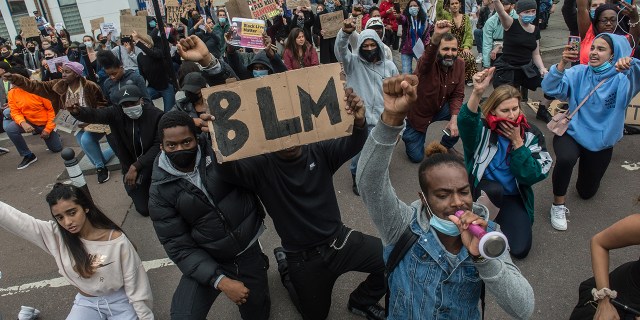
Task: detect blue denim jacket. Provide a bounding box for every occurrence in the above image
[384,210,497,320]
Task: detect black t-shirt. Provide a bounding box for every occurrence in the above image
[502,20,540,66]
[219,125,368,251]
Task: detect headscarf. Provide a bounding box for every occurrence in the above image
[62,61,84,76]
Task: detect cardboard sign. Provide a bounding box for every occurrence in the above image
[626,93,640,125]
[203,63,350,162]
[230,18,265,49]
[247,0,281,20]
[225,0,243,18]
[145,0,166,16]
[46,56,69,73]
[286,0,311,8]
[84,124,111,134]
[182,0,197,9]
[137,10,149,16]
[54,109,80,133]
[166,6,185,25]
[320,11,343,39]
[90,17,105,31]
[19,17,40,38]
[165,0,179,6]
[120,9,132,16]
[120,15,147,35]
[212,0,227,6]
[100,22,118,36]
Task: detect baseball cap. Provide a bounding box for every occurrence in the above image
[118,85,143,104]
[366,17,384,29]
[181,72,207,94]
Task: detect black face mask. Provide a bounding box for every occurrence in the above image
[1,51,10,58]
[45,56,54,60]
[359,48,378,62]
[100,39,108,44]
[185,91,201,104]
[27,47,35,52]
[67,50,79,62]
[166,147,198,169]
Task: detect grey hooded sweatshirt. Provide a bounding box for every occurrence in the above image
[335,29,398,127]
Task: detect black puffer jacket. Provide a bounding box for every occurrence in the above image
[148,134,265,286]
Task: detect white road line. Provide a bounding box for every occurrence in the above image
[0,257,174,297]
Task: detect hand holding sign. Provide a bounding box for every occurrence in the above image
[381,74,419,126]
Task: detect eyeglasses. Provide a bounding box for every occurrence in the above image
[598,18,617,25]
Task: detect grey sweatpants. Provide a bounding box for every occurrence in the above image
[66,288,137,320]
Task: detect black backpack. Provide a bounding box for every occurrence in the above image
[384,225,486,318]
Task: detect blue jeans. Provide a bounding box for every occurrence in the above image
[401,53,417,74]
[350,124,375,175]
[3,117,62,157]
[401,102,459,163]
[75,130,114,169]
[148,84,176,112]
[474,28,483,54]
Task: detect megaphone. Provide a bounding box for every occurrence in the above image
[454,210,508,259]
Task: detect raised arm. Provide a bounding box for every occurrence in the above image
[590,214,640,319]
[576,0,591,38]
[335,18,357,69]
[492,0,514,30]
[356,74,419,245]
[0,201,59,255]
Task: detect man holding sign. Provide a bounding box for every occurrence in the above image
[199,89,386,320]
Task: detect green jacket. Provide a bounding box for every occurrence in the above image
[436,0,473,49]
[458,103,553,223]
[212,23,231,58]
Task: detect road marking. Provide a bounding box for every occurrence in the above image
[621,161,640,171]
[0,258,174,297]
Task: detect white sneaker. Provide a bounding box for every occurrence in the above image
[475,56,482,64]
[550,204,569,231]
[18,305,40,320]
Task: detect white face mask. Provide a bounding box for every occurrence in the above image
[83,41,93,48]
[123,104,143,119]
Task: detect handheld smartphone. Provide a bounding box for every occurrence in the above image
[442,128,451,136]
[568,36,581,62]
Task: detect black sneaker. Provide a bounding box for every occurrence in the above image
[0,146,8,155]
[352,174,360,196]
[348,302,386,320]
[536,105,553,124]
[97,167,110,184]
[17,154,37,170]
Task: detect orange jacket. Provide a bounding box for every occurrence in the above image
[8,87,56,133]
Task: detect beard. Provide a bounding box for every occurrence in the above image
[437,53,456,67]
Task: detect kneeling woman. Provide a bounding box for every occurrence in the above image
[0,184,153,319]
[458,67,552,259]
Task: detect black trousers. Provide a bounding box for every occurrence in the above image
[570,260,640,320]
[286,225,386,320]
[474,179,532,259]
[170,243,271,320]
[124,167,152,216]
[552,134,613,199]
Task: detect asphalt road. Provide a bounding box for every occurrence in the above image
[1,54,639,319]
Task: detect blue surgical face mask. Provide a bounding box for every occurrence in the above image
[520,14,536,24]
[326,2,336,12]
[219,17,227,24]
[590,9,596,19]
[149,20,157,28]
[253,69,269,78]
[409,7,419,16]
[590,60,613,73]
[422,194,461,237]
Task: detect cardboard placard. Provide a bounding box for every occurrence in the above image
[230,18,265,49]
[46,56,69,73]
[90,17,105,31]
[120,9,131,16]
[247,0,281,20]
[166,6,185,25]
[84,124,111,134]
[626,93,640,125]
[225,0,243,19]
[120,15,147,36]
[137,10,149,16]
[286,0,311,8]
[212,0,227,6]
[320,11,343,39]
[54,109,80,133]
[165,0,179,6]
[203,63,350,163]
[100,22,118,36]
[19,17,41,39]
[145,0,166,16]
[182,0,197,9]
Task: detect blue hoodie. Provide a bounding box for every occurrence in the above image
[542,33,640,151]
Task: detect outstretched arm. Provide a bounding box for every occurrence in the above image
[492,0,514,30]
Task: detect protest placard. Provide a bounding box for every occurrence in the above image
[247,0,281,20]
[166,5,184,25]
[165,0,179,6]
[100,22,118,36]
[90,17,104,31]
[320,11,343,39]
[137,10,149,16]
[286,0,311,8]
[46,56,69,74]
[120,15,147,35]
[19,17,40,38]
[84,124,111,134]
[182,0,196,9]
[120,9,131,16]
[54,110,80,133]
[230,18,265,49]
[626,94,640,125]
[212,0,227,6]
[203,63,349,163]
[225,0,253,19]
[145,0,165,16]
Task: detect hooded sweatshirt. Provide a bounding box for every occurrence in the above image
[335,29,399,126]
[346,18,394,61]
[542,33,640,151]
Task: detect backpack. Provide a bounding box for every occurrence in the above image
[384,224,486,318]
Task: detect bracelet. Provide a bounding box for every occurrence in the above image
[630,18,640,28]
[591,288,618,301]
[197,53,216,70]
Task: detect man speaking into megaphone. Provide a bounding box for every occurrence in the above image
[356,73,535,319]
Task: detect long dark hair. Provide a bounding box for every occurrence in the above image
[285,28,309,61]
[404,0,427,23]
[45,183,122,278]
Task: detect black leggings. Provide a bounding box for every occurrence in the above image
[552,134,613,199]
[474,179,532,259]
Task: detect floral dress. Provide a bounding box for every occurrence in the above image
[450,14,477,82]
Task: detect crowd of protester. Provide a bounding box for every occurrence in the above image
[0,0,639,318]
